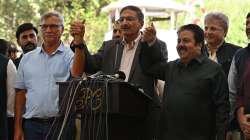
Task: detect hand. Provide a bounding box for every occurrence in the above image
[14,126,24,140]
[239,114,250,139]
[70,20,85,45]
[226,131,232,140]
[142,23,156,44]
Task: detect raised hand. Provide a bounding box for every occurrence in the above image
[70,20,85,45]
[142,23,156,44]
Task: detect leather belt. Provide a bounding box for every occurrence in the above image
[27,117,56,123]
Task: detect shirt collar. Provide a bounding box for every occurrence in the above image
[121,33,141,49]
[207,40,224,53]
[38,41,64,54]
[176,54,206,67]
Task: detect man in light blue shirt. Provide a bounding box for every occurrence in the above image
[14,11,85,140]
[15,43,73,118]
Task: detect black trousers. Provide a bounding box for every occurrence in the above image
[8,117,14,140]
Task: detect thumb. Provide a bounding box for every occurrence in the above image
[151,22,155,28]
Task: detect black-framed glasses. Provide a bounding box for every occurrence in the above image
[40,24,63,30]
[118,16,138,23]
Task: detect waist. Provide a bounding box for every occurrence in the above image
[25,117,56,123]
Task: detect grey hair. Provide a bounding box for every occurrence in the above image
[40,11,64,26]
[205,12,229,32]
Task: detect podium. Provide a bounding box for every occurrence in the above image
[58,78,152,140]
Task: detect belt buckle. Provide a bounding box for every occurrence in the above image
[41,118,50,123]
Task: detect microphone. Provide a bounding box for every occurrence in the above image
[113,71,126,80]
[88,71,126,81]
[88,71,104,79]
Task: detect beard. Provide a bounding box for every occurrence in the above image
[246,28,250,40]
[22,42,37,54]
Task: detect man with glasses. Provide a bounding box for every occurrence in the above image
[204,12,241,140]
[14,11,84,140]
[72,5,168,140]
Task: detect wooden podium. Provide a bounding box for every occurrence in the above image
[58,78,152,140]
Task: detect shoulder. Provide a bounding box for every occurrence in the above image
[21,47,40,60]
[224,42,241,50]
[203,56,222,70]
[0,54,9,62]
[103,39,121,46]
[234,47,249,58]
[157,38,166,45]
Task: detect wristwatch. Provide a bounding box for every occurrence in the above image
[70,42,86,52]
[72,43,85,49]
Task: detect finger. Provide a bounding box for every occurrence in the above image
[151,22,155,29]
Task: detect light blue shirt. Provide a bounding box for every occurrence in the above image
[15,43,74,118]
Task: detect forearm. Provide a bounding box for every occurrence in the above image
[71,47,85,77]
[214,70,230,140]
[237,107,245,123]
[14,89,26,129]
[139,41,167,80]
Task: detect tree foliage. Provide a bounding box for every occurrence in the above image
[0,0,249,50]
[176,0,250,47]
[0,0,114,51]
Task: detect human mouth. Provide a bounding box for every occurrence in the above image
[177,46,187,55]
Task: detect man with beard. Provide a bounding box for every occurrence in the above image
[15,23,38,68]
[228,12,250,140]
[5,22,39,140]
[73,5,168,139]
[140,24,229,140]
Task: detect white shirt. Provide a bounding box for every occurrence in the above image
[7,59,17,117]
[119,34,141,81]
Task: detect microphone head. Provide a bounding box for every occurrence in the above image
[116,71,126,80]
[89,71,103,78]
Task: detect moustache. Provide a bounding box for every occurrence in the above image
[246,28,250,33]
[25,42,36,47]
[177,46,187,52]
[23,42,37,53]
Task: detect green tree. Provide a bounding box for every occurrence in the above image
[0,0,37,41]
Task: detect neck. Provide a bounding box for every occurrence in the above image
[207,40,224,52]
[124,32,139,43]
[43,41,61,54]
[181,52,201,65]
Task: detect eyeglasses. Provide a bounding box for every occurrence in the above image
[40,24,63,30]
[118,16,138,23]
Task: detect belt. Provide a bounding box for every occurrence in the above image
[27,117,56,123]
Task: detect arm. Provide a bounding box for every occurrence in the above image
[14,89,26,140]
[228,57,238,120]
[70,21,85,77]
[70,21,105,74]
[13,55,26,140]
[212,67,230,140]
[6,60,17,116]
[139,40,168,80]
[235,67,250,138]
[85,42,106,73]
[140,23,168,80]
